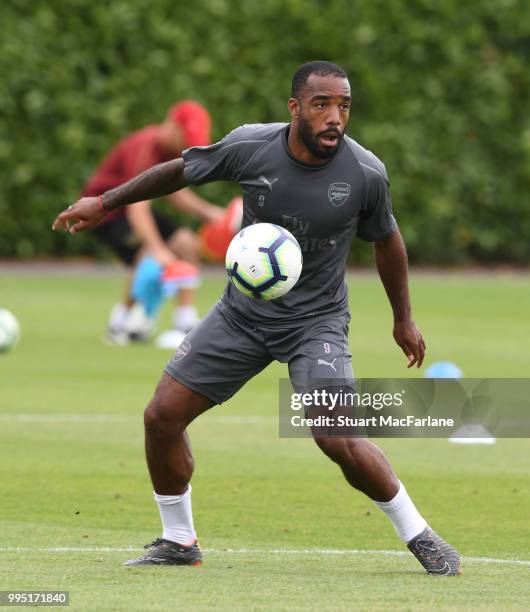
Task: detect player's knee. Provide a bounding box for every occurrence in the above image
[168,228,199,261]
[313,436,345,462]
[144,394,187,437]
[314,436,363,464]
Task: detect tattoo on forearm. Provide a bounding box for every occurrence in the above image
[102,159,187,210]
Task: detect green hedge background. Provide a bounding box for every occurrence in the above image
[1,0,529,263]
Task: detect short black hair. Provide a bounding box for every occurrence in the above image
[291,61,348,98]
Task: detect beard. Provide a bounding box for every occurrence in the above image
[296,115,344,160]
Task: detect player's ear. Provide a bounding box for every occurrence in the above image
[288,98,300,119]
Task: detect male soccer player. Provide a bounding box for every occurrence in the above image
[82,100,224,342]
[53,61,460,575]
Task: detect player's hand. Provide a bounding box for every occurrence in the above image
[393,318,426,368]
[52,197,108,233]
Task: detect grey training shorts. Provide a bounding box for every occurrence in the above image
[164,301,354,405]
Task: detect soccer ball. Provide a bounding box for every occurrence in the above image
[0,308,20,353]
[225,223,303,300]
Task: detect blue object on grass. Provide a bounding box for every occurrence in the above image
[425,361,463,379]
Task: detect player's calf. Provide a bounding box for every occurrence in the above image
[313,435,399,501]
[144,375,211,493]
[136,377,212,566]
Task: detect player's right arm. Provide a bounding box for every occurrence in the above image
[52,158,187,234]
[53,124,275,234]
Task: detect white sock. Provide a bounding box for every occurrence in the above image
[154,486,197,545]
[108,303,129,330]
[373,481,427,542]
[173,305,199,332]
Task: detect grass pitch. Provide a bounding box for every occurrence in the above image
[1,269,529,610]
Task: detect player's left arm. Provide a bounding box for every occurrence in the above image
[374,228,426,368]
[167,189,224,223]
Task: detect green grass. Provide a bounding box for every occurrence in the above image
[1,270,529,610]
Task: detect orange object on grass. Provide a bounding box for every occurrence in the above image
[199,197,243,262]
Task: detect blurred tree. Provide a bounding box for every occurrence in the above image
[0,0,528,262]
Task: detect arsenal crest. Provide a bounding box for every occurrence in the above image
[328,182,351,207]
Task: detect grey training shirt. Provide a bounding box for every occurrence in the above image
[183,123,397,326]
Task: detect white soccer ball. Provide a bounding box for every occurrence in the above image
[225,223,303,300]
[0,308,20,353]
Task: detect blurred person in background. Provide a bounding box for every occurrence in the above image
[82,100,225,344]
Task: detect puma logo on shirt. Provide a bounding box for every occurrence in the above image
[258,175,279,191]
